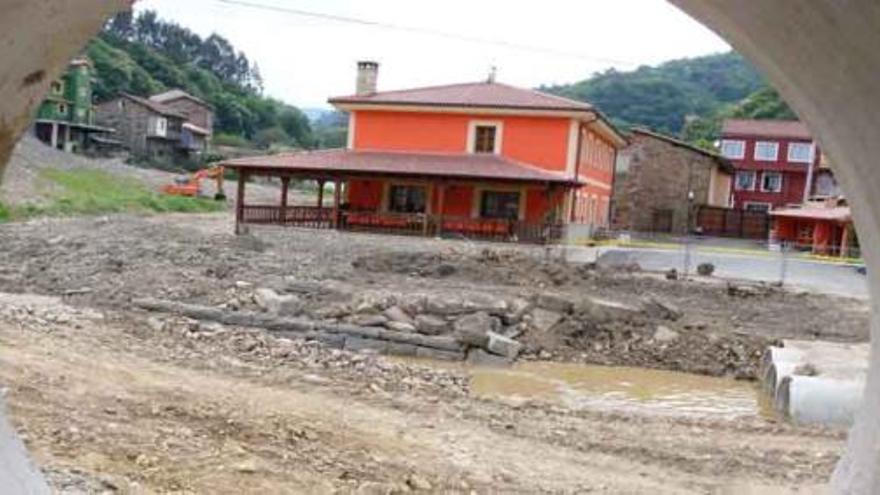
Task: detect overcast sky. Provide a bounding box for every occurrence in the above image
[135,0,730,109]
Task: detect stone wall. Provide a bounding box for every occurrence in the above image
[613,132,721,235]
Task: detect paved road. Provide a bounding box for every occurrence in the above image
[564,246,868,299]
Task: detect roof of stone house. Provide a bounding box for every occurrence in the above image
[721,118,813,140]
[329,81,594,112]
[630,128,735,174]
[119,93,187,119]
[222,149,581,185]
[150,89,213,109]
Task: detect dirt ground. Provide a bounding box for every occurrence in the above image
[0,212,868,493]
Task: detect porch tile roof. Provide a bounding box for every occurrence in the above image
[771,205,851,221]
[222,149,580,185]
[329,82,593,112]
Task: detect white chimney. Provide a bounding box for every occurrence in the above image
[356,61,379,96]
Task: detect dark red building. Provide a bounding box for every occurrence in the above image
[720,119,821,212]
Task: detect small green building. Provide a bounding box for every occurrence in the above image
[33,58,116,153]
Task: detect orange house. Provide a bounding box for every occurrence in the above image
[223,62,626,243]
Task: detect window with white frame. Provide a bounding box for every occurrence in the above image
[720,140,745,159]
[735,170,756,191]
[388,184,427,213]
[754,141,779,161]
[761,172,783,192]
[787,142,814,163]
[468,121,502,154]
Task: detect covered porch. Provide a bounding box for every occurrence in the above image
[223,150,579,244]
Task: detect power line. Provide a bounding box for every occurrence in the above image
[213,0,640,67]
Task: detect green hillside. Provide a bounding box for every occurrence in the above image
[88,11,314,150]
[541,52,768,135]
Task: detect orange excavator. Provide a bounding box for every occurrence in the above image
[162,165,226,200]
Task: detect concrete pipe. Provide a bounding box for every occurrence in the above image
[776,375,864,427]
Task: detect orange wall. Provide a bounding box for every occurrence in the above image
[348,180,383,210]
[353,110,571,172]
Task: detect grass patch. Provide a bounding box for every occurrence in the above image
[3,169,225,221]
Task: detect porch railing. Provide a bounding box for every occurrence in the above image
[240,206,563,244]
[241,205,333,228]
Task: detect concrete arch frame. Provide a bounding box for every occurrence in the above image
[0,0,879,492]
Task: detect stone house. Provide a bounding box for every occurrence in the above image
[613,128,733,234]
[95,93,207,161]
[149,89,214,148]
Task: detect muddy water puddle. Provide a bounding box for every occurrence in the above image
[401,358,765,419]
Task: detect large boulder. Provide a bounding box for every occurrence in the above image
[383,306,414,325]
[486,331,523,358]
[466,348,513,367]
[414,314,449,335]
[453,312,498,348]
[502,298,532,325]
[530,308,564,333]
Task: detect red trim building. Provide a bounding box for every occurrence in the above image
[222,62,627,243]
[720,119,822,212]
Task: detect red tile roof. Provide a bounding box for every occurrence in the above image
[721,119,813,140]
[222,149,579,185]
[330,82,593,112]
[770,205,851,222]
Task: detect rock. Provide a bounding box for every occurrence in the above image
[653,325,680,342]
[344,337,388,354]
[533,293,574,313]
[426,295,472,315]
[253,288,302,315]
[530,308,563,333]
[697,262,716,276]
[351,314,389,327]
[146,316,165,333]
[406,474,433,491]
[462,293,508,314]
[502,298,532,325]
[486,331,523,358]
[414,314,448,335]
[666,268,679,280]
[453,312,496,348]
[641,297,683,321]
[466,348,513,367]
[383,305,414,325]
[234,459,259,474]
[312,303,351,319]
[575,297,640,323]
[386,321,416,333]
[435,264,456,277]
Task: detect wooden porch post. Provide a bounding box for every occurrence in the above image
[235,170,247,235]
[332,178,342,229]
[317,180,325,209]
[436,182,446,237]
[280,177,289,225]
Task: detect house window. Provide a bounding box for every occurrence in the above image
[754,141,779,161]
[479,190,520,220]
[51,81,63,94]
[57,103,67,115]
[388,185,426,213]
[149,116,168,137]
[788,142,814,163]
[474,126,497,153]
[720,140,745,159]
[761,172,783,192]
[735,171,756,191]
[744,202,771,213]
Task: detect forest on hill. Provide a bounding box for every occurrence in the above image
[542,52,796,147]
[88,10,322,150]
